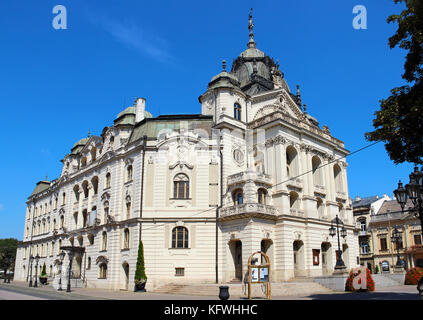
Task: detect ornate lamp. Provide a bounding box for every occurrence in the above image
[329,224,336,237]
[28,255,34,287]
[405,176,420,206]
[394,180,408,211]
[340,224,347,238]
[58,251,65,291]
[391,227,403,267]
[34,254,40,288]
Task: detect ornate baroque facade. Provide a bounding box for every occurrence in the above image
[14,13,359,290]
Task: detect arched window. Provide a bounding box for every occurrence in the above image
[73,185,80,202]
[172,226,189,248]
[234,103,241,121]
[173,174,189,199]
[126,196,131,219]
[103,201,109,224]
[60,215,64,228]
[88,234,94,245]
[127,165,133,182]
[81,157,87,167]
[286,146,298,178]
[232,189,243,205]
[62,192,66,205]
[333,164,343,192]
[102,231,107,251]
[123,228,130,249]
[73,212,78,228]
[91,176,99,195]
[312,156,323,186]
[82,181,89,198]
[359,218,367,232]
[99,263,107,279]
[258,188,267,205]
[58,240,62,254]
[289,191,299,210]
[87,257,91,270]
[91,147,97,162]
[105,173,111,189]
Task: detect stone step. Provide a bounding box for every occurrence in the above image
[372,274,403,287]
[152,281,332,296]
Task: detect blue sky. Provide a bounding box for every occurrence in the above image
[0,0,415,239]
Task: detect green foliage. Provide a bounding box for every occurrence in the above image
[40,263,47,277]
[365,0,423,164]
[375,265,379,274]
[0,238,19,273]
[134,241,147,284]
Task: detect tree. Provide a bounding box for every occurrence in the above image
[0,238,19,279]
[365,0,423,164]
[134,240,147,285]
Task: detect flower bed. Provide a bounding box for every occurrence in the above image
[404,267,423,285]
[345,267,375,292]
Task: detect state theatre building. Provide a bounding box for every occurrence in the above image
[14,14,359,290]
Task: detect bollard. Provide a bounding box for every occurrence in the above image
[219,286,230,300]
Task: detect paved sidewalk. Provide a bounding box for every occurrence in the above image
[0,281,420,300]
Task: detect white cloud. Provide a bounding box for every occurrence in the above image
[87,11,174,64]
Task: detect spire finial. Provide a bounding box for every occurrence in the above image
[222,60,226,72]
[248,8,256,48]
[303,104,307,113]
[88,129,91,138]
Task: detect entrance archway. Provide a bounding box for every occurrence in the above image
[293,240,305,277]
[72,255,82,278]
[261,239,273,265]
[321,242,332,275]
[122,262,129,290]
[229,240,243,281]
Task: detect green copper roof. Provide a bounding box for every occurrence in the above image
[129,115,213,144]
[30,181,51,197]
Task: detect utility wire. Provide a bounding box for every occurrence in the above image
[139,141,382,233]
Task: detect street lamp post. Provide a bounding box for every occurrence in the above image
[33,254,40,288]
[66,250,74,293]
[58,251,65,291]
[393,166,423,298]
[329,214,348,273]
[28,255,34,287]
[391,227,403,268]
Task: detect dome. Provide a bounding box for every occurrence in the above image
[116,106,136,119]
[73,138,89,148]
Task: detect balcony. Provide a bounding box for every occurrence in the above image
[336,191,347,200]
[314,184,326,195]
[227,171,272,187]
[290,208,305,217]
[220,203,279,221]
[287,178,303,190]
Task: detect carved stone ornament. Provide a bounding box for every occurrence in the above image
[232,147,245,166]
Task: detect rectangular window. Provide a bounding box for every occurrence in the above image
[380,237,388,251]
[175,268,185,276]
[414,234,422,245]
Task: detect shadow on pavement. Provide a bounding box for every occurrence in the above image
[307,291,420,300]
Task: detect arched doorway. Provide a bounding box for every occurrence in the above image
[72,255,82,278]
[321,242,332,275]
[229,240,243,281]
[342,244,349,269]
[122,262,129,290]
[293,240,305,277]
[261,239,273,265]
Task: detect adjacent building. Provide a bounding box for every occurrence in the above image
[14,12,359,290]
